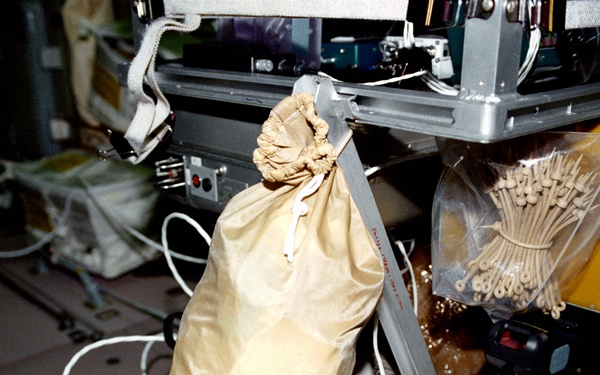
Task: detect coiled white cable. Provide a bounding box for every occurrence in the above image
[62,211,209,374]
[161,212,210,297]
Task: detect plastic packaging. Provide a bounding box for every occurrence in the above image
[432,132,600,319]
[13,149,159,278]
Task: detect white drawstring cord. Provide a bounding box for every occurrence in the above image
[283,173,325,262]
[282,127,352,263]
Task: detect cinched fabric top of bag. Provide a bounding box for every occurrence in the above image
[253,92,337,184]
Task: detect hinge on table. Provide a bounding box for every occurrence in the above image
[467,0,527,22]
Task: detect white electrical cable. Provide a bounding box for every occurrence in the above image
[518,27,541,85]
[361,70,428,86]
[62,335,165,375]
[0,229,56,258]
[117,221,208,264]
[317,71,342,82]
[372,313,385,375]
[318,70,427,87]
[140,333,167,375]
[140,340,156,375]
[0,194,73,258]
[517,0,541,85]
[62,212,208,375]
[421,72,459,96]
[395,240,418,316]
[161,212,208,297]
[77,177,209,264]
[372,239,418,375]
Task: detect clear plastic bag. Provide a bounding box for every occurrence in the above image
[432,132,600,320]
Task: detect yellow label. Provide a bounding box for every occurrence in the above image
[39,152,93,173]
[19,191,53,233]
[92,61,121,111]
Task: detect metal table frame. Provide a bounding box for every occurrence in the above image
[127,1,600,373]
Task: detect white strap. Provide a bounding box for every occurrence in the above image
[125,14,201,164]
[283,174,325,262]
[565,0,600,29]
[163,0,409,20]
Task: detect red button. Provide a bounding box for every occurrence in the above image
[192,174,201,188]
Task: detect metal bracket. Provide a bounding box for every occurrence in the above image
[505,0,527,23]
[132,0,164,24]
[467,0,527,23]
[467,0,495,20]
[293,75,436,375]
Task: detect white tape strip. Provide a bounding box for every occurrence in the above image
[163,0,409,20]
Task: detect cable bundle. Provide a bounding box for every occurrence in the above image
[454,152,597,319]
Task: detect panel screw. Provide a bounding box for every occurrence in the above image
[506,0,517,13]
[215,165,227,176]
[482,0,495,12]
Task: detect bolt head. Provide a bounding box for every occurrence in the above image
[482,0,494,12]
[506,0,517,13]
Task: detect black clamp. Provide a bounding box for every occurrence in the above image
[163,311,183,350]
[132,0,165,24]
[98,129,137,160]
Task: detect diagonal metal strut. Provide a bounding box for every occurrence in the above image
[293,75,435,375]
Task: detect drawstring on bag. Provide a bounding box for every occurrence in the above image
[283,128,353,262]
[252,92,353,263]
[283,173,325,262]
